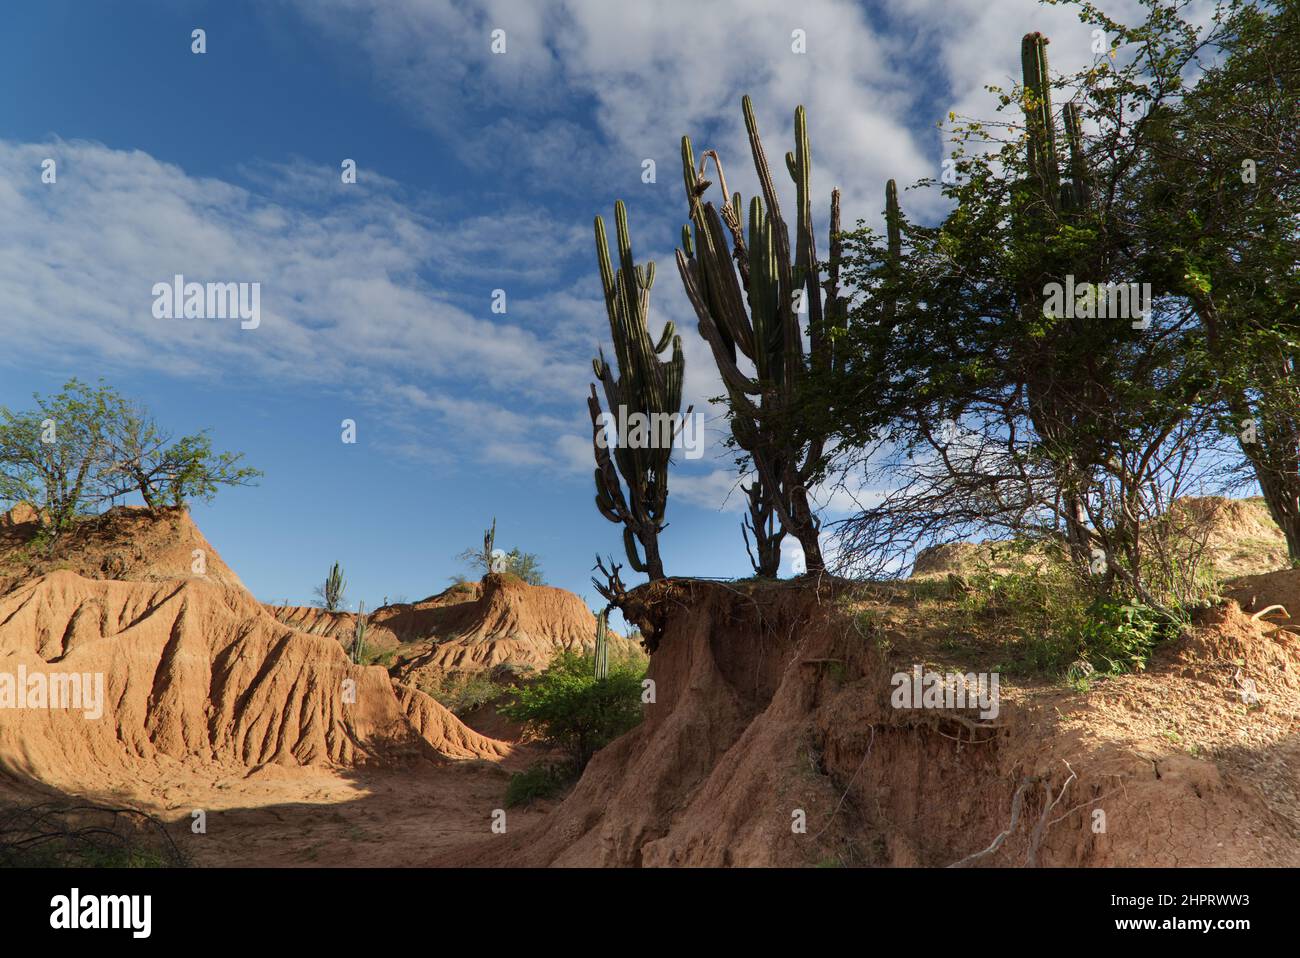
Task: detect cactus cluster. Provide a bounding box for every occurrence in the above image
[589,201,687,580]
[675,96,849,575]
[1020,33,1093,216]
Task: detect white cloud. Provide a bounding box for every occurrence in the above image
[0,139,589,399]
[285,0,932,227]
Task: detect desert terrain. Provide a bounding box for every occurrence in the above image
[0,497,1294,867]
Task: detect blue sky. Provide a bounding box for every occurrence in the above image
[0,0,1168,613]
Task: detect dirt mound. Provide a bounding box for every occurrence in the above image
[264,583,485,652]
[910,541,1039,577]
[450,579,1299,867]
[0,508,509,797]
[909,496,1288,581]
[265,576,631,686]
[1174,496,1287,577]
[0,505,247,591]
[1224,567,1300,618]
[393,575,637,685]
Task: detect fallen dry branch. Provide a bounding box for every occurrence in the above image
[0,800,187,867]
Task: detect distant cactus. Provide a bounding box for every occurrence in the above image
[594,608,610,680]
[589,201,688,580]
[317,561,346,612]
[351,601,368,665]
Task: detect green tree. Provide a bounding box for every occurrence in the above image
[0,379,261,533]
[498,651,644,771]
[0,379,118,533]
[817,7,1242,611]
[100,399,260,508]
[502,548,543,585]
[1143,0,1300,558]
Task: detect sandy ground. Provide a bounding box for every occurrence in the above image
[0,747,548,867]
[176,760,543,867]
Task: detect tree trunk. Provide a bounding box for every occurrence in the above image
[1250,452,1300,564]
[639,526,666,581]
[789,485,825,574]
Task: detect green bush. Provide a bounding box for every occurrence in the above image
[504,761,572,807]
[498,650,645,770]
[1076,597,1172,677]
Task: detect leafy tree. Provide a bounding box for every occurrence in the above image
[502,548,544,585]
[1142,0,1300,558]
[0,379,118,533]
[814,3,1248,611]
[0,379,260,535]
[498,650,644,771]
[158,433,260,507]
[100,399,260,508]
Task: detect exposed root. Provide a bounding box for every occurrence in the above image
[948,778,1036,868]
[1250,604,1289,621]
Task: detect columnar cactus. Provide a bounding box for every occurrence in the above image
[593,608,610,680]
[322,561,346,612]
[675,97,849,574]
[589,201,688,581]
[1017,32,1102,560]
[742,475,783,577]
[352,601,368,664]
[1021,33,1093,216]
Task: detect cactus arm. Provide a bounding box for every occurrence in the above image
[675,249,764,402]
[1063,101,1092,210]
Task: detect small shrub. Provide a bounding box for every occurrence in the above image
[1076,597,1173,676]
[355,645,396,668]
[504,761,572,807]
[423,671,502,715]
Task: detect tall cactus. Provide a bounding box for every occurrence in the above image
[593,608,610,680]
[676,97,849,575]
[1020,33,1093,216]
[589,200,688,581]
[741,475,783,577]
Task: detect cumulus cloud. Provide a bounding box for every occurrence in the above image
[0,139,590,394]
